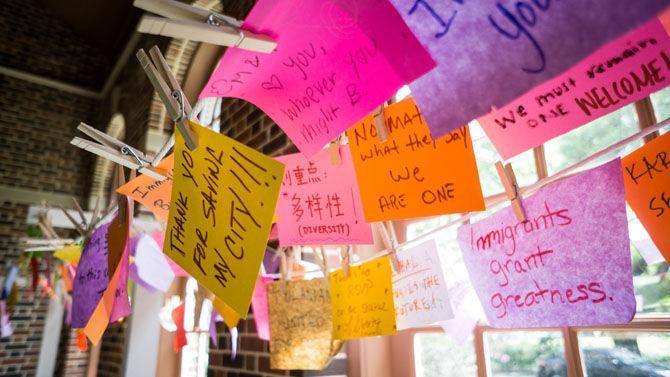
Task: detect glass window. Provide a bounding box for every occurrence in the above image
[544,105,640,175]
[651,88,670,123]
[414,332,477,377]
[578,331,670,377]
[484,331,565,377]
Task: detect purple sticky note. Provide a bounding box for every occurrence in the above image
[389,0,670,138]
[210,308,223,347]
[130,234,175,293]
[0,300,12,338]
[457,159,635,328]
[71,222,110,328]
[263,247,281,274]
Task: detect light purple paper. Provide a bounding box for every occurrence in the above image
[71,222,110,328]
[457,159,635,328]
[389,0,670,138]
[1,265,18,299]
[130,234,175,293]
[0,300,12,338]
[210,308,223,347]
[263,247,281,275]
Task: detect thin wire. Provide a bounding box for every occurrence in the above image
[261,116,670,279]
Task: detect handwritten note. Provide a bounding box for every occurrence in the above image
[479,17,670,159]
[251,276,272,341]
[199,0,434,156]
[117,154,173,220]
[72,222,110,328]
[268,278,336,370]
[164,121,284,317]
[389,0,669,139]
[275,146,372,245]
[457,160,636,328]
[330,256,396,339]
[622,131,670,261]
[347,97,485,221]
[393,240,453,330]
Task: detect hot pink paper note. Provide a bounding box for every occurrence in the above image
[457,160,636,328]
[478,17,670,159]
[199,0,435,157]
[109,246,131,323]
[250,276,273,341]
[275,145,372,246]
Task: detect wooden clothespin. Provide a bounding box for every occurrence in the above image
[57,196,103,238]
[339,245,350,277]
[495,161,526,222]
[376,221,402,273]
[372,102,389,143]
[312,246,329,278]
[137,46,198,158]
[279,247,291,281]
[71,123,167,180]
[134,0,276,53]
[329,135,342,166]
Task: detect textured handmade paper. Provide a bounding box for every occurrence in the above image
[251,276,272,341]
[389,0,669,138]
[117,154,173,220]
[200,0,434,156]
[622,131,670,261]
[347,97,485,221]
[330,256,396,339]
[479,17,670,159]
[275,146,372,246]
[393,240,453,330]
[268,278,336,370]
[164,121,284,317]
[457,159,636,328]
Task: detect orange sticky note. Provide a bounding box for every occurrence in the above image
[212,297,241,329]
[82,251,123,345]
[172,303,187,352]
[622,132,670,260]
[347,97,485,221]
[117,154,174,221]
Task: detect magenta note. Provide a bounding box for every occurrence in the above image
[389,0,669,139]
[109,246,131,323]
[275,145,373,246]
[71,222,111,328]
[479,18,670,159]
[457,160,636,328]
[250,276,273,341]
[199,0,435,157]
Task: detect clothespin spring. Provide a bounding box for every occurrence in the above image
[206,13,245,47]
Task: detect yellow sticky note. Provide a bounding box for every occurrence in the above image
[330,256,397,339]
[53,244,82,266]
[213,297,241,328]
[164,121,284,317]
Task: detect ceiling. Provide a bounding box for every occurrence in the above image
[38,0,141,63]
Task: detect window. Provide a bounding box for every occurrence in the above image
[414,332,477,377]
[485,331,565,377]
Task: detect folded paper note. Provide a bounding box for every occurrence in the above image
[393,240,453,330]
[200,0,434,156]
[457,159,636,328]
[164,121,284,317]
[275,146,372,246]
[347,97,485,221]
[72,222,111,328]
[268,278,336,370]
[622,131,670,261]
[117,154,173,220]
[389,0,670,139]
[330,256,396,339]
[479,16,670,159]
[251,276,272,341]
[130,234,175,293]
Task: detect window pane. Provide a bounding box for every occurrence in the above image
[484,331,565,377]
[414,333,477,377]
[544,105,640,175]
[651,87,670,123]
[578,331,670,377]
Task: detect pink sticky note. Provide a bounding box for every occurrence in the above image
[275,145,372,246]
[250,276,273,341]
[478,18,670,159]
[199,0,435,157]
[457,160,636,328]
[109,246,131,323]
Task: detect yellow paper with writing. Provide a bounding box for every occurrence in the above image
[164,121,284,317]
[346,97,485,221]
[117,154,173,221]
[330,256,396,339]
[53,244,82,266]
[268,278,338,370]
[622,132,670,260]
[213,297,241,328]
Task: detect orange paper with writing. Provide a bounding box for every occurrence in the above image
[622,132,670,260]
[117,155,173,221]
[347,97,485,221]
